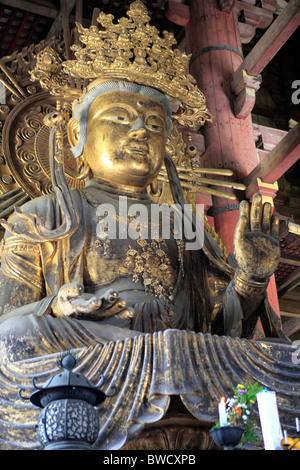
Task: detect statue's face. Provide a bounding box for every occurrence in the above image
[82,90,168,190]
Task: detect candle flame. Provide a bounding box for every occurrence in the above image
[220,397,226,404]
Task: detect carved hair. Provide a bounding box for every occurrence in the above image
[70,80,172,159]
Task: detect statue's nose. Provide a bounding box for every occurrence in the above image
[128,118,148,139]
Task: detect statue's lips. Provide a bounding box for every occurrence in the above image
[124,143,149,156]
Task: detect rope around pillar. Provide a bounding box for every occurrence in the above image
[189,45,244,68]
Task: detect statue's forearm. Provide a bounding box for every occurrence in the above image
[0,301,40,324]
[0,294,56,325]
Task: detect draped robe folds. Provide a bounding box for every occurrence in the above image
[0,329,298,450]
[0,180,284,364]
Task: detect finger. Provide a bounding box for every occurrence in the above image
[239,199,250,222]
[59,282,84,302]
[103,289,119,304]
[234,201,249,243]
[261,202,272,234]
[94,300,128,319]
[115,308,134,320]
[73,296,102,314]
[250,193,262,232]
[271,214,280,239]
[103,299,127,316]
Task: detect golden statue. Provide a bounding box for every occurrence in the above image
[0,1,299,452]
[0,1,286,366]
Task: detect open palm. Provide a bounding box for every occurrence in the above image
[234,193,280,280]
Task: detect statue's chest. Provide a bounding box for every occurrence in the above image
[83,207,181,301]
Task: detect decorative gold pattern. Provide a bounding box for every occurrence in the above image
[233,271,269,298]
[15,103,82,196]
[2,92,84,200]
[0,6,244,214]
[125,237,177,302]
[30,1,213,130]
[0,2,290,455]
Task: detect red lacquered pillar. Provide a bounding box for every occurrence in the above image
[185,0,280,319]
[186,0,259,253]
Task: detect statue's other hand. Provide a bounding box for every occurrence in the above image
[233,193,280,281]
[51,282,87,317]
[73,288,134,321]
[52,283,133,320]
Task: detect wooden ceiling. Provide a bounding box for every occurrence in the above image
[0,0,299,336]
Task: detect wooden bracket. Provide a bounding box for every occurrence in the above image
[245,122,300,186]
[231,69,261,119]
[231,0,300,118]
[219,0,237,13]
[165,1,190,27]
[246,177,278,206]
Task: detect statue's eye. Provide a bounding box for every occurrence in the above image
[100,107,132,124]
[146,114,166,132]
[107,114,130,124]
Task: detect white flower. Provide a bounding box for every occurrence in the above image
[227,398,236,407]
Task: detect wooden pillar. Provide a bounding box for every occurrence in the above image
[186,0,258,253]
[185,0,280,319]
[186,0,260,254]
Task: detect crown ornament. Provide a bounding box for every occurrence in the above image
[30,0,213,129]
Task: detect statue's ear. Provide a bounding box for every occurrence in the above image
[67,118,80,148]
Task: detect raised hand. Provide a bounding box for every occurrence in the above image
[233,193,280,282]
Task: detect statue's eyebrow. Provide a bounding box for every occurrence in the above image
[92,101,166,121]
[92,103,133,120]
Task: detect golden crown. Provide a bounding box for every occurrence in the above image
[30,0,212,129]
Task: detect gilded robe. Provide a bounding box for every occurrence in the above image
[0,179,283,363]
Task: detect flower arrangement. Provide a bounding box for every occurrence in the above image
[214,381,264,446]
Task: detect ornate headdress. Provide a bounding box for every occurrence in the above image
[30,0,213,129]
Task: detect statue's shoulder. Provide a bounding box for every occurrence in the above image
[16,188,83,217]
[3,189,84,241]
[19,192,57,215]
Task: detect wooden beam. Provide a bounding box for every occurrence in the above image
[289,222,300,236]
[46,0,77,39]
[279,298,300,315]
[244,121,300,187]
[0,0,58,18]
[277,267,300,298]
[91,7,101,26]
[252,123,288,151]
[60,0,72,59]
[74,0,83,45]
[281,311,300,318]
[236,1,274,29]
[282,317,300,336]
[219,0,237,13]
[280,255,300,267]
[262,0,278,13]
[165,1,190,27]
[234,0,300,77]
